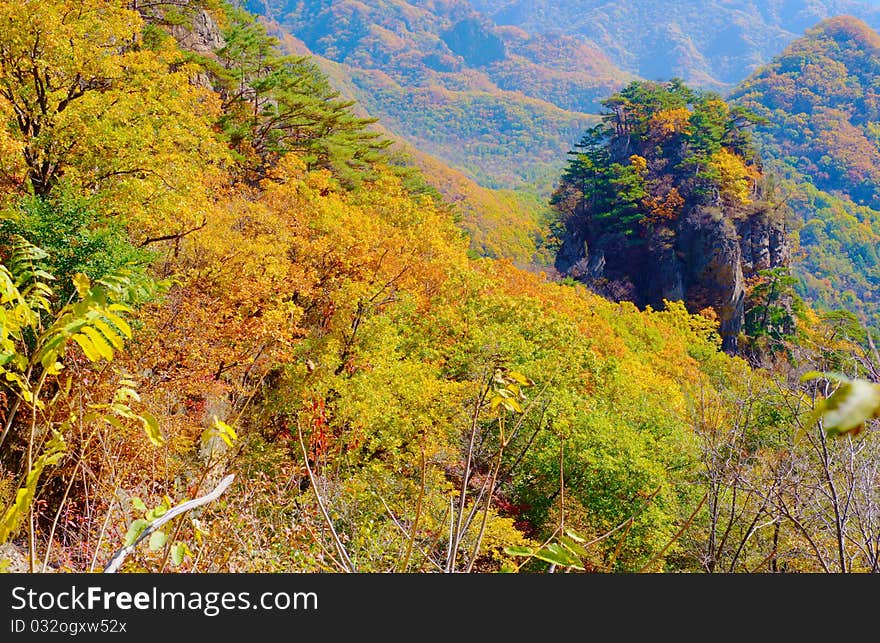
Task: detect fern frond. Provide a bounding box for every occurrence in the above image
[35,272,135,368]
[7,235,54,313]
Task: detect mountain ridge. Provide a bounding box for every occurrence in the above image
[731,13,880,329]
[471,0,880,89]
[248,0,628,192]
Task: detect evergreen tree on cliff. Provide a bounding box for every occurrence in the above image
[553,80,793,353]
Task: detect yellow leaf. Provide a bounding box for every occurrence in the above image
[72,333,102,362]
[103,311,132,339]
[93,318,125,351]
[80,325,114,361]
[72,273,91,299]
[140,410,165,447]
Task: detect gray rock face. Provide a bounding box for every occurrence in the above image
[556,201,790,353]
[136,2,226,53]
[136,3,225,89]
[170,9,225,53]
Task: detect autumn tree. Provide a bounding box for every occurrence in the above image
[554,80,765,242]
[0,0,226,232]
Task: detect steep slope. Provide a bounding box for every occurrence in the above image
[472,0,880,90]
[731,16,880,329]
[4,0,879,580]
[248,0,629,190]
[733,16,880,205]
[0,0,802,575]
[266,15,566,265]
[393,141,557,264]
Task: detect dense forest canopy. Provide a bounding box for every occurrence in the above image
[731,15,880,330]
[555,79,763,237]
[0,0,878,577]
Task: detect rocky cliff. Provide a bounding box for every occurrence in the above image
[137,1,226,53]
[557,201,789,352]
[553,80,792,353]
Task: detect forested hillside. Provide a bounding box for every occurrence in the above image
[731,15,880,330]
[554,80,792,354]
[246,0,880,299]
[1,0,878,576]
[248,0,617,191]
[254,4,578,267]
[472,0,880,89]
[391,141,558,265]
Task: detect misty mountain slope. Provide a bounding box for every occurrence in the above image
[248,0,628,190]
[471,0,880,89]
[730,15,880,328]
[254,1,880,326]
[268,22,575,265]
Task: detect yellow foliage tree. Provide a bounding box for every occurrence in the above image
[649,107,692,137]
[710,148,759,205]
[0,0,228,233]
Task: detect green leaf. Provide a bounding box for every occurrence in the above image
[564,529,586,543]
[146,502,168,522]
[533,543,585,569]
[131,497,147,513]
[110,402,137,420]
[123,519,149,547]
[146,498,171,522]
[103,414,128,433]
[148,530,167,552]
[813,378,880,437]
[170,542,192,566]
[559,535,589,559]
[37,333,69,367]
[503,545,534,557]
[170,543,184,566]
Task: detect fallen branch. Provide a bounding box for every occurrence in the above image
[103,474,235,573]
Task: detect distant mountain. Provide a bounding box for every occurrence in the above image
[263,16,563,266]
[733,16,880,204]
[248,0,630,190]
[471,1,880,89]
[247,0,880,190]
[248,1,880,320]
[731,15,880,328]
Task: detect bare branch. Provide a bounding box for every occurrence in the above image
[103,474,235,573]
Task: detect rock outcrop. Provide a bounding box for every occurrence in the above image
[553,80,795,354]
[169,8,225,53]
[136,2,226,54]
[556,201,790,353]
[136,3,226,90]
